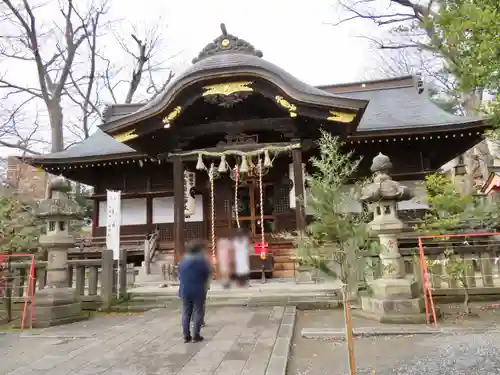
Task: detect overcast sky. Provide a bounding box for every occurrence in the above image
[0,0,386,157]
[122,0,382,85]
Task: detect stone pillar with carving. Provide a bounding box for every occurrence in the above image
[355,153,432,324]
[33,176,85,328]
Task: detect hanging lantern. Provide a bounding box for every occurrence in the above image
[196,153,206,170]
[263,150,272,168]
[184,170,196,217]
[218,154,228,173]
[240,155,249,173]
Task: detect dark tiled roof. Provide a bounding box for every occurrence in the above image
[30,75,483,164]
[141,53,359,109]
[335,86,482,131]
[31,130,135,161]
[102,103,143,123]
[101,53,367,130]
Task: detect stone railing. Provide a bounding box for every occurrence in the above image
[4,250,136,312]
[357,240,500,300]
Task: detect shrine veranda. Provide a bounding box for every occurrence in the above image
[26,24,487,278]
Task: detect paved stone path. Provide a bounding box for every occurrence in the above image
[0,306,294,375]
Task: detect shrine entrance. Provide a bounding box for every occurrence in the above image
[231,179,276,236]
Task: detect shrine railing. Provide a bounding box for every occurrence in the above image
[356,239,500,300]
[1,250,135,316]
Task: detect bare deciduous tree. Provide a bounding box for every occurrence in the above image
[331,0,491,190]
[0,0,177,154]
[331,0,483,112]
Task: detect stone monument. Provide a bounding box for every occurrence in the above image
[356,153,431,323]
[33,176,85,327]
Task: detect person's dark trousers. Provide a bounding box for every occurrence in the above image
[202,290,208,326]
[182,296,205,339]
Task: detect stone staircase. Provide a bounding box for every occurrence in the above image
[135,238,298,284]
[135,231,177,285]
[117,281,343,312]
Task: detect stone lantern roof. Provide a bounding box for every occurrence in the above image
[36,176,82,219]
[360,153,413,203]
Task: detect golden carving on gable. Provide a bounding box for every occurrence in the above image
[163,106,182,125]
[275,95,297,118]
[113,129,138,143]
[202,81,253,97]
[327,111,356,123]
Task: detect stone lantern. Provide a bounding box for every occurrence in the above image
[33,176,85,327]
[357,153,428,323]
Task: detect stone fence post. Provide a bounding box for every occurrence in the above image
[100,250,114,310]
[118,249,127,300]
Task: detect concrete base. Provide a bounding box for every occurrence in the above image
[32,287,86,328]
[136,252,174,285]
[356,278,440,324]
[370,278,420,300]
[295,270,313,284]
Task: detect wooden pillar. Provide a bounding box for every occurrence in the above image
[292,148,306,231]
[146,197,153,233]
[173,157,185,263]
[91,199,99,237]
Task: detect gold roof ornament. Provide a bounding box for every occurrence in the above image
[203,81,254,97]
[275,96,297,118]
[163,106,182,128]
[192,23,263,64]
[327,111,356,123]
[113,129,138,143]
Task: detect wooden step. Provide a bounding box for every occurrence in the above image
[272,269,296,278]
[273,261,295,271]
[273,255,295,264]
[273,249,295,256]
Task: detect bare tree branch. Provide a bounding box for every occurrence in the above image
[0,2,179,156]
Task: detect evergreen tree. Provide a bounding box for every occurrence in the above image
[0,187,42,254]
[419,173,500,314]
[291,130,377,286]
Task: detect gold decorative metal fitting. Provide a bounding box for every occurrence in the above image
[327,111,356,123]
[221,39,230,47]
[203,81,253,96]
[163,106,182,128]
[113,129,138,143]
[275,95,297,117]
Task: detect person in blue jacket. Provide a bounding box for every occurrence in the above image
[178,240,210,343]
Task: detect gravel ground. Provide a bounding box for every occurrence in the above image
[288,306,500,375]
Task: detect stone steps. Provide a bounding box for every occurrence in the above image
[117,296,341,312]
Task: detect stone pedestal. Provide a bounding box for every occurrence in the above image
[356,278,431,324]
[32,288,85,328]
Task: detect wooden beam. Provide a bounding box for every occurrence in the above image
[173,156,185,263]
[292,148,306,230]
[177,117,298,139]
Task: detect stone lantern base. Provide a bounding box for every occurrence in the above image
[31,287,86,328]
[354,278,440,324]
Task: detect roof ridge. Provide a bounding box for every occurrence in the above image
[316,75,414,89]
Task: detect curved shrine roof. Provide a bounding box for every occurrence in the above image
[28,24,484,164]
[31,78,483,163]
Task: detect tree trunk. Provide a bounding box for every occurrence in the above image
[48,101,64,152]
[463,285,471,315]
[342,284,357,375]
[462,89,489,190]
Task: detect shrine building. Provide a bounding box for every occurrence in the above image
[26,24,486,278]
